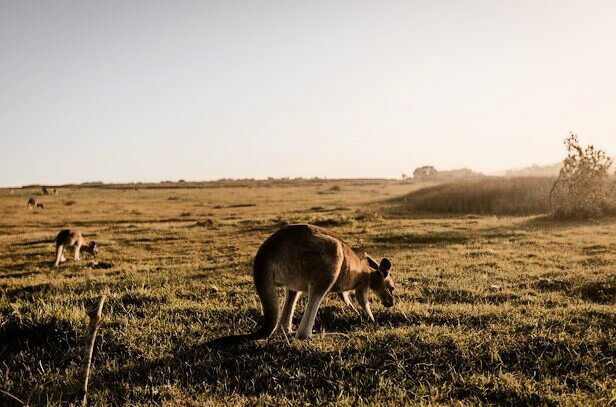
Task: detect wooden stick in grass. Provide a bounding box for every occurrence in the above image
[80,295,106,406]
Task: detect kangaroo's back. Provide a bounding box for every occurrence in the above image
[55,229,81,246]
[254,224,345,287]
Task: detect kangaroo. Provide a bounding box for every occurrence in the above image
[27,198,38,209]
[28,198,45,209]
[54,229,98,267]
[224,224,394,343]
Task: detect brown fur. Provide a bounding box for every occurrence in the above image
[27,198,45,209]
[54,229,98,267]
[251,224,395,340]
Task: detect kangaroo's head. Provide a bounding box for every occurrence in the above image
[366,254,395,308]
[85,241,98,258]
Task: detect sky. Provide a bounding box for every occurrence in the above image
[1,0,615,187]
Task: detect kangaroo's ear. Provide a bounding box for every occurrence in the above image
[379,258,391,277]
[365,253,379,270]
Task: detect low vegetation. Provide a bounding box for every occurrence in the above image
[387,177,555,216]
[392,135,616,219]
[1,180,615,405]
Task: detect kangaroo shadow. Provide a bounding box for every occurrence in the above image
[201,303,410,350]
[98,332,410,404]
[204,294,508,349]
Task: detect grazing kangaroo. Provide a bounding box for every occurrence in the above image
[211,224,394,345]
[27,198,43,209]
[54,229,98,267]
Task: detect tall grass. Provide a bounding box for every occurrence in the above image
[391,177,555,216]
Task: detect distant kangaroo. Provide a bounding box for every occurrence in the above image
[213,224,395,344]
[54,229,98,267]
[27,198,44,209]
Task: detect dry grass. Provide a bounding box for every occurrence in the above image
[1,179,615,406]
[389,177,555,216]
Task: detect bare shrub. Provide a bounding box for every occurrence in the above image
[550,133,614,219]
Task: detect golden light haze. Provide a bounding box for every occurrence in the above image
[1,1,615,186]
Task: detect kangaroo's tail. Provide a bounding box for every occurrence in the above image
[251,250,280,340]
[205,244,280,348]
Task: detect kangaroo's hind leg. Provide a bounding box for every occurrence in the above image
[296,290,327,340]
[280,289,300,334]
[295,244,342,340]
[54,245,64,267]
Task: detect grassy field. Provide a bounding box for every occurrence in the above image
[1,179,615,406]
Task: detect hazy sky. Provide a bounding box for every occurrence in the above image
[1,1,615,186]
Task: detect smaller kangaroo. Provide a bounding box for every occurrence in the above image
[54,229,98,267]
[27,198,44,209]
